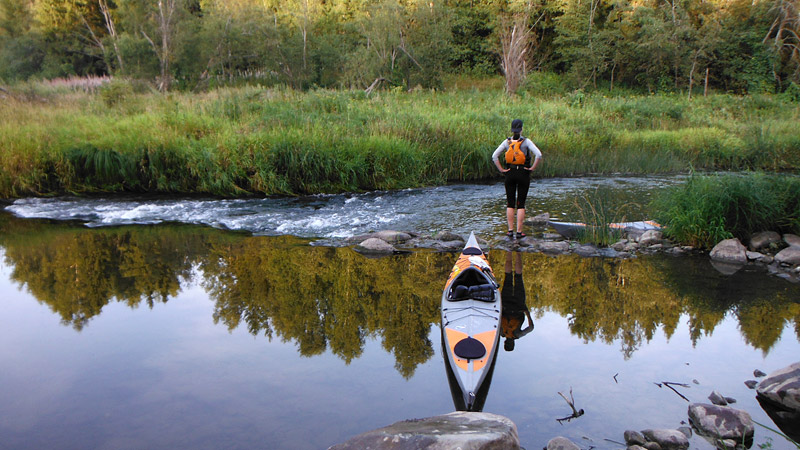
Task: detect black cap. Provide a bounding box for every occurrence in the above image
[511,119,523,132]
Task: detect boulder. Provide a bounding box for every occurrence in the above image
[687,403,754,443]
[328,412,520,450]
[372,230,413,244]
[708,391,728,406]
[434,231,464,242]
[612,240,628,251]
[710,238,747,264]
[774,246,800,265]
[785,234,800,247]
[355,238,397,255]
[756,362,800,412]
[639,230,663,247]
[539,241,570,254]
[546,436,580,450]
[749,231,781,251]
[624,430,647,446]
[641,429,689,450]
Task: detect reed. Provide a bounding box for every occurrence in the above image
[1,80,798,198]
[571,187,635,246]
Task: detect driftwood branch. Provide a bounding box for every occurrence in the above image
[556,387,585,424]
[654,381,691,402]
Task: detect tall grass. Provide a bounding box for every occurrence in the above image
[652,172,800,248]
[1,80,799,198]
[572,187,635,246]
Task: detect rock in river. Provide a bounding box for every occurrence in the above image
[641,429,689,450]
[546,436,579,450]
[328,411,520,450]
[355,238,397,255]
[775,246,800,265]
[687,403,754,444]
[710,238,747,264]
[756,362,800,413]
[749,231,781,251]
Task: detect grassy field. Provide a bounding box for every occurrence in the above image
[1,76,799,198]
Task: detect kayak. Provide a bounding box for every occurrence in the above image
[548,220,661,239]
[441,232,501,411]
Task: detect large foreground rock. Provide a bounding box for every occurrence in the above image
[756,362,800,412]
[639,230,663,247]
[328,412,520,450]
[688,403,754,443]
[546,436,579,450]
[710,238,747,264]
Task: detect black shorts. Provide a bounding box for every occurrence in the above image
[504,167,530,209]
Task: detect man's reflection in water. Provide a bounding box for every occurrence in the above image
[501,250,534,352]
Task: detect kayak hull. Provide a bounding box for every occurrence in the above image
[548,220,661,239]
[440,232,501,411]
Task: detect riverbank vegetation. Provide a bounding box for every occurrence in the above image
[653,172,800,249]
[1,82,799,198]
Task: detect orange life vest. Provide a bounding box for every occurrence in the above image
[505,137,527,165]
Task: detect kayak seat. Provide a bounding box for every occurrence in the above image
[454,337,486,360]
[450,284,495,302]
[462,247,483,256]
[449,268,495,302]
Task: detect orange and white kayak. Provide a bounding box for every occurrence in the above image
[441,232,501,411]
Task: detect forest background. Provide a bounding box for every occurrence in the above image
[1,0,799,93]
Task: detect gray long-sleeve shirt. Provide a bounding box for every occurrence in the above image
[492,138,543,167]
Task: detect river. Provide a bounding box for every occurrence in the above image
[1,177,799,450]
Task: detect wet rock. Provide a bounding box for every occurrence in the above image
[434,240,466,251]
[775,246,800,265]
[677,427,692,439]
[725,397,737,404]
[708,391,728,406]
[641,429,689,450]
[710,238,747,264]
[744,380,758,389]
[372,230,413,244]
[687,403,754,443]
[756,362,800,413]
[761,255,774,264]
[756,390,800,442]
[785,234,800,247]
[628,446,647,450]
[328,411,520,450]
[624,430,647,446]
[639,230,663,247]
[542,233,563,240]
[546,436,580,450]
[529,213,550,225]
[575,244,597,257]
[612,239,627,251]
[539,241,570,254]
[597,248,619,258]
[624,242,639,252]
[746,251,765,261]
[749,231,781,251]
[517,237,539,248]
[355,238,397,255]
[642,442,662,450]
[434,231,463,242]
[754,369,767,378]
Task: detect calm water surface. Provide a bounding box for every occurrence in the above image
[2,179,799,450]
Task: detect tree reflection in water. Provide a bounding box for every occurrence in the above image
[1,214,798,377]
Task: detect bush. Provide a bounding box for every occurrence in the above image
[652,172,800,248]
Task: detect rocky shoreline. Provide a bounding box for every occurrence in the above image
[329,363,800,450]
[341,214,800,283]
